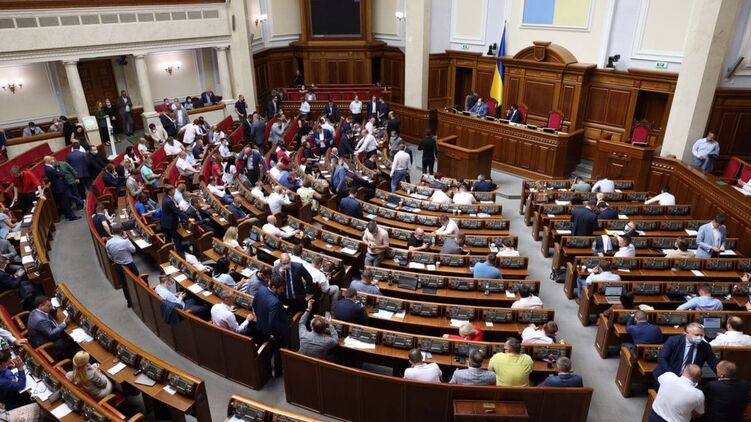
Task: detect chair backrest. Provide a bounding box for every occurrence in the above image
[737,165,751,186]
[518,104,528,124]
[631,122,651,146]
[547,111,564,130]
[723,157,743,181]
[486,100,496,117]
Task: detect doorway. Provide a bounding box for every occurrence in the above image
[77,59,119,114]
[454,67,473,109]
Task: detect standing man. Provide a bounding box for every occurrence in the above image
[273,253,312,313]
[570,201,598,236]
[362,221,389,266]
[250,113,266,152]
[44,156,79,221]
[116,90,134,136]
[253,276,289,377]
[390,143,411,192]
[161,185,187,253]
[418,129,438,176]
[349,95,363,123]
[695,215,727,258]
[376,97,389,126]
[650,364,704,422]
[66,142,90,193]
[701,360,750,422]
[235,94,248,120]
[105,225,137,308]
[323,99,340,123]
[653,322,717,381]
[691,131,720,172]
[10,165,44,215]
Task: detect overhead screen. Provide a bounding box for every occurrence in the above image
[310,0,361,37]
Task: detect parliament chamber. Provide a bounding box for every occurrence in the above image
[2,0,751,421]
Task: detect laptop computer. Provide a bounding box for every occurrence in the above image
[385,194,401,209]
[397,276,419,291]
[604,285,623,304]
[702,317,722,339]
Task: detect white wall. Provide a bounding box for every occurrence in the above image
[373,0,405,47]
[719,0,751,88]
[0,63,60,125]
[252,0,301,51]
[430,0,505,55]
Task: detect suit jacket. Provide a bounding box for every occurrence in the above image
[701,378,751,422]
[27,309,66,348]
[102,171,124,188]
[0,271,20,293]
[66,149,89,179]
[367,101,378,117]
[116,95,132,116]
[625,317,663,345]
[87,153,107,177]
[44,165,67,194]
[570,207,598,236]
[201,92,217,105]
[339,134,355,157]
[386,118,400,134]
[273,262,312,301]
[160,195,185,230]
[252,285,289,339]
[597,207,619,221]
[323,104,340,121]
[538,373,584,387]
[376,102,389,117]
[472,180,496,192]
[333,299,368,324]
[695,222,727,258]
[250,120,266,146]
[339,196,363,218]
[160,114,178,137]
[507,109,522,123]
[242,119,253,143]
[654,334,717,380]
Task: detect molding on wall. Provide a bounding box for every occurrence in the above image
[449,0,488,46]
[630,0,686,63]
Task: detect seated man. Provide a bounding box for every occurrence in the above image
[538,357,583,387]
[407,228,430,252]
[487,337,533,387]
[332,287,368,324]
[592,234,618,256]
[709,316,751,346]
[472,254,502,279]
[452,184,476,205]
[0,256,38,305]
[440,233,468,255]
[308,256,339,306]
[625,311,663,352]
[227,197,247,221]
[349,268,381,295]
[262,215,299,239]
[339,188,363,218]
[576,261,620,298]
[449,349,496,385]
[613,235,636,257]
[471,174,497,192]
[404,348,442,383]
[0,350,33,411]
[430,185,451,205]
[677,285,723,311]
[511,284,543,309]
[434,215,459,236]
[27,296,74,360]
[210,290,256,336]
[521,321,558,344]
[298,299,338,359]
[155,275,208,319]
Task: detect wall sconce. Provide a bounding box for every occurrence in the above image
[0,79,23,94]
[161,62,181,76]
[255,13,268,27]
[395,11,405,21]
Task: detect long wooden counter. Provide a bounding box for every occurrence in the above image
[436,109,584,179]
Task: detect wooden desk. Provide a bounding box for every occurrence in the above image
[436,135,495,181]
[453,400,529,422]
[436,110,585,179]
[226,394,323,421]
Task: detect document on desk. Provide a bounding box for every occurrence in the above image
[344,336,377,349]
[720,250,736,256]
[162,385,177,395]
[162,265,179,275]
[408,262,425,270]
[23,246,31,253]
[409,193,429,200]
[51,297,61,308]
[480,200,494,204]
[70,328,93,343]
[340,247,358,255]
[20,235,29,243]
[240,268,255,277]
[547,214,556,218]
[366,214,377,220]
[685,229,699,236]
[732,186,751,196]
[187,284,204,294]
[505,290,516,298]
[557,230,571,235]
[134,374,157,387]
[476,213,490,218]
[394,310,406,319]
[372,309,394,320]
[485,321,494,327]
[555,200,570,205]
[108,362,127,375]
[617,268,630,273]
[173,274,187,283]
[281,226,294,234]
[618,215,628,220]
[21,255,34,264]
[426,264,436,271]
[450,318,470,327]
[691,270,705,277]
[134,238,151,248]
[51,403,73,418]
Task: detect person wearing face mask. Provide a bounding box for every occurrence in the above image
[653,322,717,384]
[650,364,704,422]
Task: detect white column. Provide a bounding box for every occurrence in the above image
[133,54,154,114]
[227,0,257,110]
[661,0,742,160]
[404,0,431,108]
[63,60,90,120]
[215,46,233,99]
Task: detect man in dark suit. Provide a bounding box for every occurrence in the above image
[323,99,340,123]
[538,357,583,387]
[44,156,78,221]
[201,90,218,105]
[265,95,279,120]
[376,97,389,126]
[242,115,253,145]
[66,142,90,194]
[273,252,312,314]
[367,96,378,120]
[161,185,187,253]
[653,322,717,382]
[116,90,134,136]
[596,202,619,220]
[333,287,368,324]
[385,111,400,135]
[227,197,247,221]
[570,202,597,236]
[253,276,289,377]
[159,111,178,137]
[250,113,266,151]
[27,296,74,360]
[339,188,363,218]
[472,174,496,192]
[625,311,663,353]
[312,125,333,156]
[506,104,522,123]
[702,360,750,422]
[0,256,38,306]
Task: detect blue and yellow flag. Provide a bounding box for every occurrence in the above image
[489,23,506,104]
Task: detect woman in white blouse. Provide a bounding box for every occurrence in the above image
[496,238,520,257]
[164,137,184,156]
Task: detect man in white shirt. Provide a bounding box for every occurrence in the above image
[269,162,284,182]
[650,365,704,422]
[404,348,442,383]
[155,275,208,318]
[266,185,292,214]
[211,290,255,335]
[364,117,376,134]
[578,261,621,298]
[181,120,201,146]
[613,235,636,257]
[452,185,476,205]
[349,96,363,123]
[645,186,676,206]
[250,182,265,200]
[521,322,558,345]
[591,176,615,193]
[430,186,451,205]
[710,316,751,346]
[355,129,378,157]
[691,132,720,172]
[262,215,299,239]
[434,215,459,236]
[149,123,169,144]
[309,256,339,304]
[511,284,543,309]
[176,151,199,179]
[299,100,311,117]
[390,143,411,192]
[321,117,335,134]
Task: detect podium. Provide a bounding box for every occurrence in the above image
[437,135,495,180]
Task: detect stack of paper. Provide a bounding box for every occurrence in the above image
[372,309,394,320]
[557,230,571,235]
[618,215,628,220]
[480,200,494,204]
[281,226,294,234]
[555,200,571,205]
[691,270,705,277]
[187,284,204,294]
[450,318,470,327]
[21,255,34,264]
[70,328,93,343]
[685,229,699,236]
[240,268,255,277]
[162,265,179,275]
[426,264,436,271]
[108,362,127,375]
[476,213,490,218]
[134,239,151,248]
[505,291,516,298]
[340,247,357,255]
[344,337,377,349]
[720,250,736,256]
[173,274,188,283]
[732,186,751,196]
[394,310,406,319]
[409,193,429,200]
[51,403,73,418]
[408,262,425,270]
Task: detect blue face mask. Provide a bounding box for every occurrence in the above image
[688,335,703,345]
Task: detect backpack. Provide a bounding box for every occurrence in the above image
[550,267,567,284]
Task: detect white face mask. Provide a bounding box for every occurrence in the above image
[688,335,703,345]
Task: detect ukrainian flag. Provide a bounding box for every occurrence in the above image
[489,23,506,104]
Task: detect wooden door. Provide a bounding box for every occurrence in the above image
[77,59,119,114]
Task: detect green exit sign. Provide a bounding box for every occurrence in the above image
[461,44,470,50]
[655,61,668,69]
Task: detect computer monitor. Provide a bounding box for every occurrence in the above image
[702,317,721,330]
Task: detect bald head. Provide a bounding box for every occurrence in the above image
[280,253,291,265]
[717,360,737,379]
[267,215,277,225]
[682,364,702,383]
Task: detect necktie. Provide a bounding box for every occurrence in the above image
[286,268,295,299]
[682,344,695,369]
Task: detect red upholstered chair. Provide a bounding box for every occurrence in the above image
[546,111,564,130]
[486,100,497,117]
[630,121,651,146]
[517,104,528,124]
[721,157,742,183]
[736,165,751,187]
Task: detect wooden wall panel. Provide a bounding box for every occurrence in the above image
[524,80,555,117]
[706,90,751,167]
[428,55,450,108]
[604,90,630,127]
